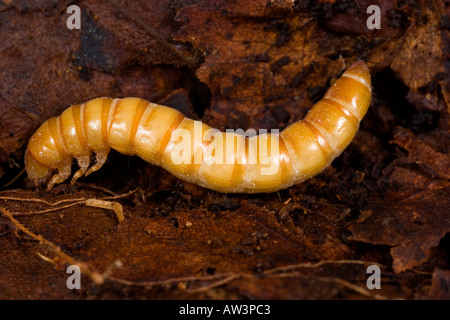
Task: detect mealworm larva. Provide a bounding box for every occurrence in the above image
[25,61,371,193]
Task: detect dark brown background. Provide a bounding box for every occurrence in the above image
[0,0,449,299]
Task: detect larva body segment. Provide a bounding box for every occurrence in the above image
[25,61,371,193]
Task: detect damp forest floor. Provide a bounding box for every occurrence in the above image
[0,0,449,299]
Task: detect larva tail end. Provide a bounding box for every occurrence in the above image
[24,150,51,186]
[324,60,372,122]
[343,61,371,90]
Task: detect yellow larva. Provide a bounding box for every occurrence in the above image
[25,61,371,193]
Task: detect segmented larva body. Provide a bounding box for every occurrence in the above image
[25,61,371,193]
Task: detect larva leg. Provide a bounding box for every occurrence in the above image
[85,151,109,177]
[71,155,91,184]
[47,159,73,190]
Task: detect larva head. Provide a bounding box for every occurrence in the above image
[24,149,51,185]
[24,118,65,185]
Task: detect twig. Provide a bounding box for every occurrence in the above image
[1,207,105,284]
[3,168,26,188]
[269,271,392,300]
[0,195,85,206]
[185,274,242,294]
[0,188,139,221]
[263,259,385,275]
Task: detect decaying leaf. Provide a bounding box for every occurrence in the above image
[391,7,443,90]
[175,0,345,130]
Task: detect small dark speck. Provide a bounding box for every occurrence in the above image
[231,75,241,86]
[270,55,291,73]
[255,53,270,62]
[78,67,92,81]
[76,242,84,250]
[171,218,179,228]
